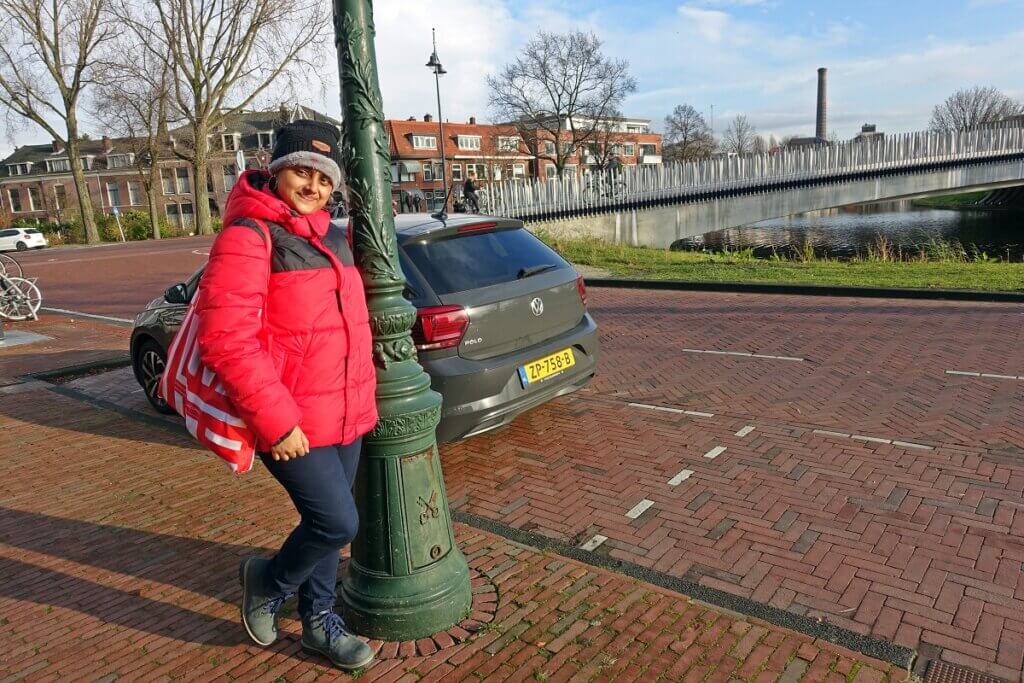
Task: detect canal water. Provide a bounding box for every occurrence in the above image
[672,200,1024,261]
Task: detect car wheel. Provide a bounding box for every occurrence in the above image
[136,338,176,414]
[15,241,27,251]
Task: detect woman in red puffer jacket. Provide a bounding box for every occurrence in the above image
[195,120,376,671]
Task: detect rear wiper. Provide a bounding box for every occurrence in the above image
[517,264,558,279]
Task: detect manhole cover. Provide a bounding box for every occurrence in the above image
[925,661,1009,683]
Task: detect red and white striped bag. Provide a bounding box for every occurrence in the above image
[159,220,270,474]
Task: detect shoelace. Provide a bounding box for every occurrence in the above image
[260,594,287,616]
[315,610,348,643]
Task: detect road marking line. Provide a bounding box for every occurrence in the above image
[625,499,654,519]
[681,348,805,362]
[192,249,210,256]
[627,402,715,418]
[579,534,608,552]
[704,446,727,459]
[41,307,134,324]
[735,425,755,437]
[813,429,933,451]
[668,469,694,486]
[946,370,1022,381]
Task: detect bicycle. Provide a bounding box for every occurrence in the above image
[0,253,23,278]
[0,271,42,321]
[582,173,626,204]
[464,188,490,214]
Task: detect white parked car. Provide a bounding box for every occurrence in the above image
[0,227,48,252]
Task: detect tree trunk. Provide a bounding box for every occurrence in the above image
[192,123,212,235]
[147,162,162,240]
[64,115,100,244]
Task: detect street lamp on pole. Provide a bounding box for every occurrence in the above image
[425,29,449,216]
[333,0,471,641]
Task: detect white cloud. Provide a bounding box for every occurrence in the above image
[677,6,732,43]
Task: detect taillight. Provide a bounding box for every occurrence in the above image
[576,274,588,308]
[412,305,469,351]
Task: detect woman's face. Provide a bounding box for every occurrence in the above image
[274,166,333,215]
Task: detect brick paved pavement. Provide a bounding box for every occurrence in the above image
[17,287,1024,680]
[0,315,129,386]
[0,386,908,682]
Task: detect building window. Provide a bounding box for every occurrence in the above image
[423,163,433,181]
[180,202,195,227]
[457,135,481,150]
[28,186,42,212]
[107,154,134,169]
[468,163,487,180]
[563,164,578,177]
[391,164,414,183]
[512,163,525,178]
[46,158,71,173]
[127,181,142,206]
[451,163,462,181]
[161,169,176,195]
[7,163,31,176]
[81,156,93,170]
[562,142,573,155]
[412,135,436,150]
[222,134,238,151]
[106,182,121,207]
[7,188,21,212]
[543,141,555,156]
[497,136,520,152]
[492,164,502,181]
[54,184,67,211]
[166,203,179,226]
[640,144,657,156]
[257,131,274,148]
[175,167,190,194]
[623,143,635,156]
[545,164,557,179]
[223,163,237,192]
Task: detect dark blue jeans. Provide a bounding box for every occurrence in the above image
[259,439,361,619]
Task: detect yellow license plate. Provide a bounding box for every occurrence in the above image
[519,348,575,386]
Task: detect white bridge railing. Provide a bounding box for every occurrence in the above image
[482,126,1024,220]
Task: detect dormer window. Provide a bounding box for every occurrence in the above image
[222,133,239,151]
[6,162,32,176]
[106,153,135,169]
[257,131,274,148]
[80,156,94,171]
[46,158,71,173]
[457,135,481,150]
[412,135,436,150]
[497,136,521,152]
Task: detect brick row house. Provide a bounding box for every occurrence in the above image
[0,105,339,229]
[387,115,662,213]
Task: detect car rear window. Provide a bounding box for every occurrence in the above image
[403,227,569,295]
[24,229,41,235]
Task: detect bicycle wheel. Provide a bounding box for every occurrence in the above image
[476,190,490,213]
[0,277,42,321]
[0,253,22,278]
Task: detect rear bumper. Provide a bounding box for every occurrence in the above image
[423,313,599,443]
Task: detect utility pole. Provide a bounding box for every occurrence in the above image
[332,0,472,641]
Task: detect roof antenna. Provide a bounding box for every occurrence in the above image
[430,183,454,224]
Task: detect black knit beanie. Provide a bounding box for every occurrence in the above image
[268,119,344,188]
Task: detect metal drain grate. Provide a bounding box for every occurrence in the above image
[925,661,1009,683]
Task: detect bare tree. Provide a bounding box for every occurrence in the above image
[721,115,757,155]
[487,31,637,178]
[663,104,714,162]
[0,0,115,243]
[92,40,174,240]
[752,134,768,155]
[929,86,1023,131]
[122,0,330,235]
[768,134,780,150]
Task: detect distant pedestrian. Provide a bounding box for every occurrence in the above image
[194,119,377,671]
[404,193,414,213]
[412,194,422,212]
[463,171,480,212]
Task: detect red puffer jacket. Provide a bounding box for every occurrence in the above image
[195,170,378,450]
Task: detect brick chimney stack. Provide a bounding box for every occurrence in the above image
[815,67,828,140]
[469,116,476,125]
[52,139,64,154]
[102,135,113,153]
[424,113,432,122]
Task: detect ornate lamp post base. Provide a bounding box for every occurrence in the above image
[334,0,472,641]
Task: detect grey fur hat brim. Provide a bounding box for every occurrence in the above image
[268,150,342,189]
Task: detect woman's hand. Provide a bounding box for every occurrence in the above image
[271,426,310,461]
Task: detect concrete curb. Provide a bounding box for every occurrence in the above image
[28,355,133,382]
[584,277,1024,303]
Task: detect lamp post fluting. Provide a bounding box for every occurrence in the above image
[333,0,471,641]
[426,29,449,215]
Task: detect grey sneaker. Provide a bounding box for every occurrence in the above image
[238,557,287,647]
[301,610,374,671]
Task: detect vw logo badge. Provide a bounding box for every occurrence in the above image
[530,297,544,316]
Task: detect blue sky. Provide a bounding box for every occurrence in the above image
[4,0,1023,156]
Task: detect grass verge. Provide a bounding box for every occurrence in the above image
[911,191,988,209]
[538,233,1024,292]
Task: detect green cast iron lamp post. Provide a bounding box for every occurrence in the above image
[332,0,472,641]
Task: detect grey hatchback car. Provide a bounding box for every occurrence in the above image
[130,214,599,443]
